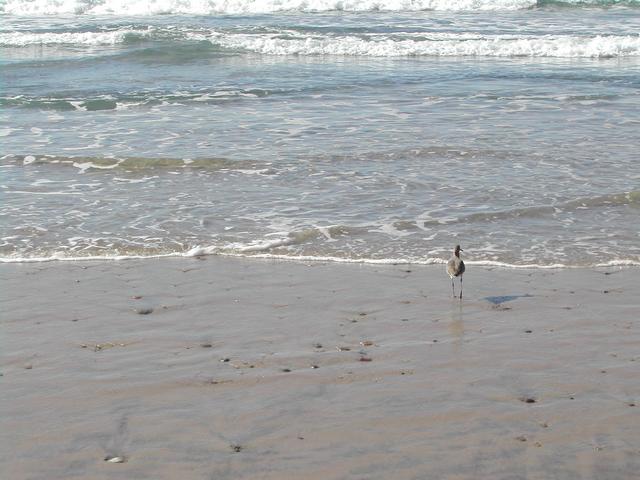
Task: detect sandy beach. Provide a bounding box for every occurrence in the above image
[1,257,638,479]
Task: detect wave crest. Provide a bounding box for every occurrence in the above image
[1,154,264,172]
[415,190,640,227]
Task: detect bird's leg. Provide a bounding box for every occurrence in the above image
[459,276,463,300]
[451,278,456,298]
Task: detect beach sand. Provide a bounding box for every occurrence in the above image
[2,257,639,479]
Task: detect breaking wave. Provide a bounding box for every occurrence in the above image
[2,27,639,58]
[205,31,640,58]
[1,0,638,16]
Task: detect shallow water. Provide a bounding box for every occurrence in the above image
[2,1,640,266]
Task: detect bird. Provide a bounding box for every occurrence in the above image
[447,245,465,299]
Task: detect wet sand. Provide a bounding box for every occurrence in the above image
[2,257,639,479]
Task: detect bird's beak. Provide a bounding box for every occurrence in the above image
[460,248,463,251]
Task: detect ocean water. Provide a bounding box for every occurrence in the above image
[1,0,639,267]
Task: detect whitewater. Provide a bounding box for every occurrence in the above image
[1,0,639,267]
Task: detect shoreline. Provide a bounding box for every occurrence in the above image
[1,251,639,268]
[2,256,639,479]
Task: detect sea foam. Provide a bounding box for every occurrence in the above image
[3,247,639,268]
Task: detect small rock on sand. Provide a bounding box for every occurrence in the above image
[135,307,153,315]
[230,444,243,453]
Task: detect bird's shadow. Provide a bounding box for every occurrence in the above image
[484,294,533,305]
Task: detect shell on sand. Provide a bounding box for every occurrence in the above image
[105,456,126,463]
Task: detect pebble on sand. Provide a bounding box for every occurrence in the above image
[492,304,512,311]
[135,307,153,315]
[207,379,232,385]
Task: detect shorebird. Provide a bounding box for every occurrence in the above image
[447,245,465,299]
